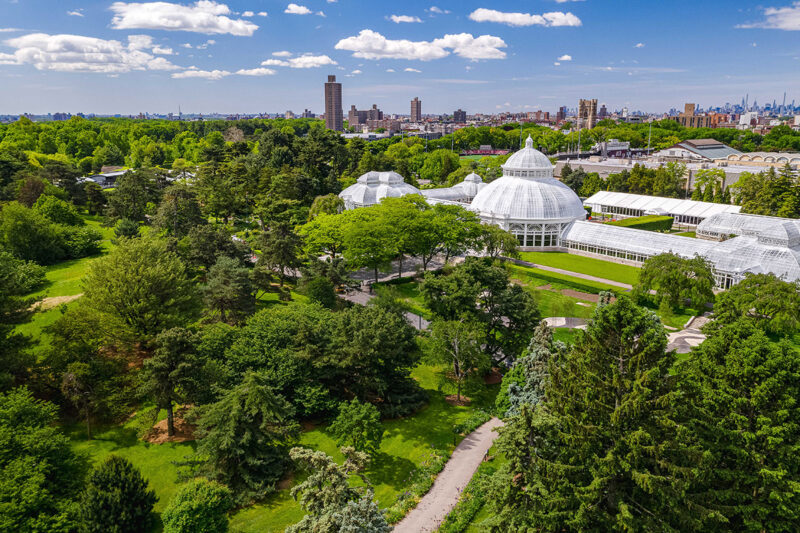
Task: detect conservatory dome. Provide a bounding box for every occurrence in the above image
[339,171,421,209]
[468,136,586,248]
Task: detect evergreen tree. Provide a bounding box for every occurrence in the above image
[201,256,256,325]
[188,372,300,504]
[681,320,800,531]
[259,222,303,285]
[139,327,205,437]
[79,456,157,533]
[487,297,704,531]
[691,184,703,201]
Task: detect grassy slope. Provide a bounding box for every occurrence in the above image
[517,251,640,286]
[66,364,498,533]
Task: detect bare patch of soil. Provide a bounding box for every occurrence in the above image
[561,289,614,303]
[32,294,83,311]
[445,394,471,406]
[484,369,503,385]
[277,471,294,490]
[535,284,552,290]
[143,407,195,443]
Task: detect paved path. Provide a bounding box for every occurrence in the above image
[502,257,634,290]
[392,418,504,533]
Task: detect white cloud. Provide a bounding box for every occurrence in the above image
[738,2,800,30]
[236,67,275,75]
[172,68,229,79]
[316,10,325,17]
[284,3,311,15]
[196,39,215,49]
[553,61,560,66]
[152,45,174,54]
[557,54,572,61]
[1,33,181,72]
[0,29,25,33]
[404,67,421,72]
[635,42,645,48]
[272,50,292,57]
[261,53,336,68]
[335,29,506,61]
[242,10,253,17]
[386,68,395,72]
[67,9,84,17]
[351,69,362,74]
[180,42,192,48]
[390,15,422,23]
[257,11,267,16]
[468,8,581,27]
[110,1,259,36]
[427,6,450,14]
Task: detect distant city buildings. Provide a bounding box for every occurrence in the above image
[284,110,296,119]
[410,97,422,122]
[453,109,467,123]
[324,75,343,131]
[557,106,567,122]
[348,104,383,126]
[578,99,598,129]
[302,109,315,118]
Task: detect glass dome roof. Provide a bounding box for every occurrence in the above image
[469,136,586,223]
[339,171,420,208]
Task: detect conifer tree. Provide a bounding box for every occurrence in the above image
[487,297,705,531]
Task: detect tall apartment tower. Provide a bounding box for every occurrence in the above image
[324,75,343,131]
[410,97,422,122]
[578,98,598,129]
[453,109,467,123]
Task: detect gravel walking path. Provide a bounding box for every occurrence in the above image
[392,418,504,533]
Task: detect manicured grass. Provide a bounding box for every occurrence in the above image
[517,252,640,286]
[374,280,432,319]
[27,256,98,300]
[507,264,623,295]
[675,231,697,238]
[552,328,582,345]
[66,364,498,533]
[531,289,594,320]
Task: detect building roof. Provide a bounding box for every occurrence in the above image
[584,191,741,219]
[696,212,800,239]
[677,140,742,160]
[562,220,800,282]
[421,172,486,202]
[471,139,585,223]
[339,171,420,208]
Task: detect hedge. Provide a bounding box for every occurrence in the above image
[606,215,673,232]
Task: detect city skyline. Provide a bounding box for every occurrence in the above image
[2,0,800,115]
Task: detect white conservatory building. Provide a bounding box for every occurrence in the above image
[339,171,421,210]
[467,136,587,248]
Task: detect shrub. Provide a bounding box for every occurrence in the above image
[453,409,492,435]
[79,456,157,533]
[162,479,233,533]
[328,399,384,454]
[304,276,337,309]
[33,195,85,226]
[114,218,140,239]
[606,215,673,232]
[56,224,103,258]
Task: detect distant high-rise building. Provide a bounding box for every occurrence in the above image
[578,98,598,129]
[348,104,383,126]
[556,106,567,122]
[301,109,315,118]
[598,104,608,118]
[453,108,467,123]
[410,97,422,122]
[285,110,296,119]
[324,75,343,131]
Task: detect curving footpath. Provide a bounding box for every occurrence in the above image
[392,417,504,533]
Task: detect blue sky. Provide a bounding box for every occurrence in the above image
[1,0,799,115]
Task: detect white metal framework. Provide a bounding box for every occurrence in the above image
[584,191,741,227]
[339,171,421,209]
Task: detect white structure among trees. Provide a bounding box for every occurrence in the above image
[338,171,420,210]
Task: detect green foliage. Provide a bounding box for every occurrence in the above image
[162,479,233,533]
[105,169,159,222]
[426,319,489,402]
[33,195,84,226]
[732,165,800,218]
[635,252,715,310]
[0,251,39,389]
[383,449,448,523]
[437,462,498,533]
[452,409,491,435]
[711,273,800,336]
[179,224,250,271]
[605,214,674,231]
[328,399,384,454]
[201,256,256,325]
[79,455,157,533]
[187,372,300,504]
[287,446,389,533]
[113,217,140,239]
[153,183,205,238]
[82,237,197,339]
[680,319,800,531]
[304,276,337,309]
[0,387,87,532]
[487,296,701,531]
[0,202,101,264]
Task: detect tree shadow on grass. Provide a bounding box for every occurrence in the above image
[367,452,417,489]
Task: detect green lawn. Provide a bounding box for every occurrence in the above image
[675,231,697,238]
[374,280,431,319]
[517,252,640,286]
[66,364,498,533]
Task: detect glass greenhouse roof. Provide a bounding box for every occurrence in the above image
[584,191,741,218]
